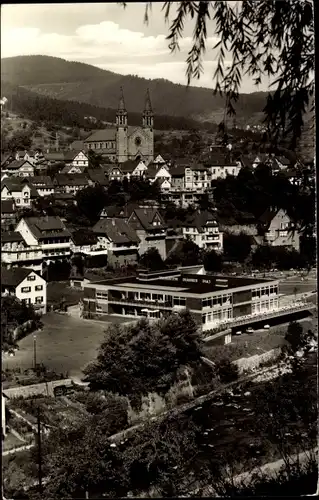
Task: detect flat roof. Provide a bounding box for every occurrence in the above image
[89,274,277,295]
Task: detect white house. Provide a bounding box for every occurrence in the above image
[64,150,89,169]
[157,178,171,192]
[146,163,172,183]
[184,164,211,190]
[15,216,72,264]
[210,161,242,180]
[1,267,47,314]
[153,154,170,166]
[31,176,55,197]
[1,178,38,207]
[1,231,43,273]
[3,159,35,177]
[182,211,223,251]
[120,159,148,179]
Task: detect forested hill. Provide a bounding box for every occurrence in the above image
[1,55,268,124]
[1,80,217,132]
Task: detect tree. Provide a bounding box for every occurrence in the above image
[7,130,32,151]
[223,232,252,263]
[88,149,103,169]
[130,1,314,149]
[203,248,223,272]
[83,311,202,407]
[139,248,165,271]
[215,359,239,384]
[76,185,108,223]
[284,321,306,354]
[166,239,202,267]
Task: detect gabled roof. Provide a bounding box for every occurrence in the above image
[145,164,158,179]
[22,216,71,240]
[184,210,218,232]
[5,160,34,170]
[32,176,54,188]
[71,230,98,246]
[64,150,88,162]
[87,169,109,186]
[1,267,39,287]
[93,218,140,245]
[43,152,65,162]
[84,129,117,142]
[1,231,24,243]
[69,140,85,150]
[120,159,140,173]
[129,208,166,231]
[1,177,30,193]
[54,173,88,186]
[1,199,16,214]
[276,155,291,166]
[259,207,280,225]
[170,165,186,177]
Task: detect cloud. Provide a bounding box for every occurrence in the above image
[0,21,269,92]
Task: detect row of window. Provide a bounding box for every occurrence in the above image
[252,299,278,313]
[252,286,278,298]
[202,294,232,307]
[202,308,232,323]
[88,142,116,149]
[21,285,43,293]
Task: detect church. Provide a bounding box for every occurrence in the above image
[84,88,154,165]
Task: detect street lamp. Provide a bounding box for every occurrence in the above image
[33,334,37,371]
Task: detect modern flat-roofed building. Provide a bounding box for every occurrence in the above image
[83,269,283,330]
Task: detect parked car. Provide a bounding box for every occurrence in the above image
[246,327,254,334]
[263,324,270,329]
[235,330,242,335]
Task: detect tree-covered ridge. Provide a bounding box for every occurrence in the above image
[0,79,217,132]
[1,55,269,123]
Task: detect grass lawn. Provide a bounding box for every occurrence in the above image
[2,312,108,380]
[203,316,316,363]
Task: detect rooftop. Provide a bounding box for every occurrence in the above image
[1,267,39,287]
[89,271,276,295]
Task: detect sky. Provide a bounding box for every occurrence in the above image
[1,2,272,93]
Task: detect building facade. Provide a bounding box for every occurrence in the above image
[1,267,47,314]
[82,269,280,331]
[84,88,154,165]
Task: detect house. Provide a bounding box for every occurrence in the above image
[127,207,167,260]
[182,210,223,251]
[185,164,211,190]
[120,159,148,179]
[15,216,72,264]
[92,218,140,266]
[1,199,17,231]
[1,267,47,314]
[63,150,89,170]
[170,165,186,190]
[54,173,89,194]
[43,151,65,166]
[258,208,300,251]
[2,159,35,177]
[146,163,171,183]
[275,155,292,170]
[156,178,172,193]
[70,230,107,256]
[1,231,43,273]
[153,154,170,166]
[31,176,55,197]
[1,178,38,207]
[209,158,242,180]
[1,152,16,168]
[105,165,124,182]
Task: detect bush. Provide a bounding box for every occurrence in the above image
[216,359,239,383]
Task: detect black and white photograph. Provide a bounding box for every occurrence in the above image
[1,1,317,498]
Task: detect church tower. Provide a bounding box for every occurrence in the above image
[142,88,154,162]
[116,87,128,163]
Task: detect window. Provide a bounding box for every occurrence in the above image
[16,199,20,203]
[35,285,43,291]
[21,286,31,293]
[27,275,36,281]
[173,297,186,306]
[35,296,43,303]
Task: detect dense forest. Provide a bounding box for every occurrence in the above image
[0,79,218,132]
[1,55,268,123]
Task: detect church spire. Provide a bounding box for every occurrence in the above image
[143,88,153,128]
[118,86,126,111]
[116,86,127,127]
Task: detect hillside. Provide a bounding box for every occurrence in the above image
[1,79,216,133]
[1,55,268,125]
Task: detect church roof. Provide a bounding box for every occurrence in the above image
[118,87,126,111]
[144,88,153,113]
[84,129,117,142]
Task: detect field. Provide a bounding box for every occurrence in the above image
[2,312,108,381]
